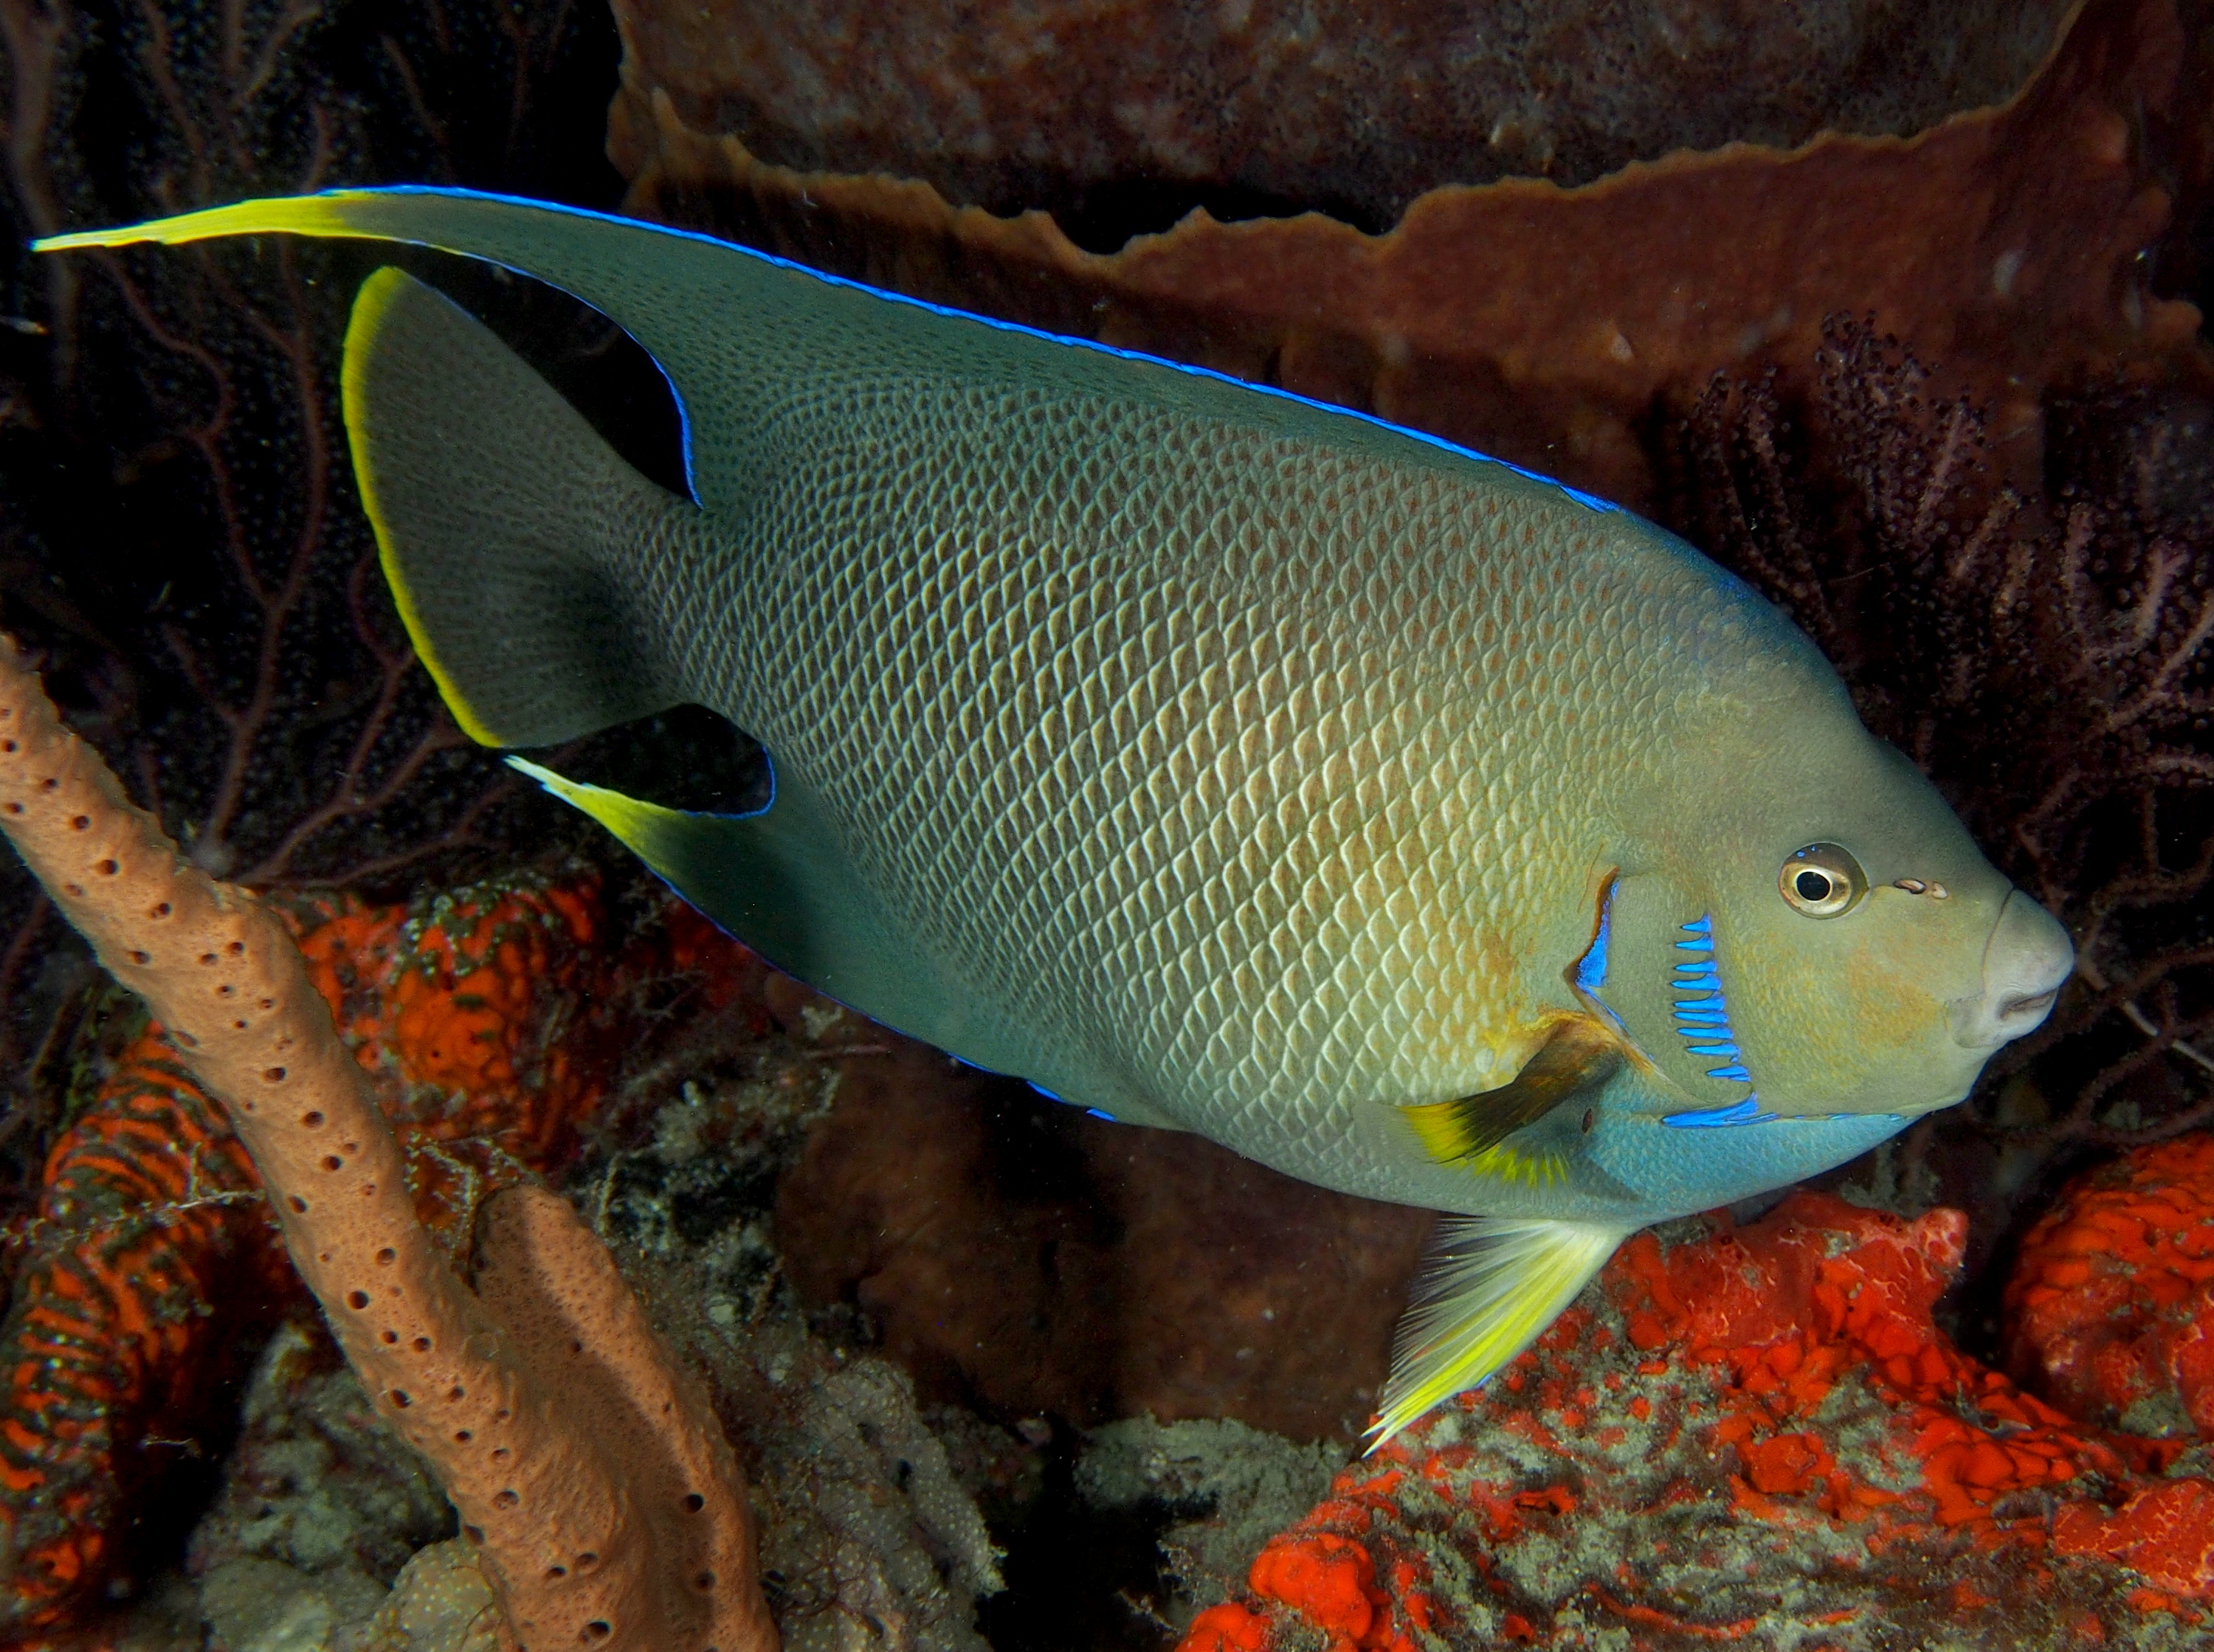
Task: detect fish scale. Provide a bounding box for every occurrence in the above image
[706,394,1672,1168]
[36,187,2072,1443]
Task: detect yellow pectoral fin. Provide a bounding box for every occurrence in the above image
[1400,1015,1624,1168]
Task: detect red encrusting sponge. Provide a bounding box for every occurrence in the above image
[1180,1184,2214,1649]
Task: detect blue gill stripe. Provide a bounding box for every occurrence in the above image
[1664,912,1760,1103]
[1663,1095,1779,1128]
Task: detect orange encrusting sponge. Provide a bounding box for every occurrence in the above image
[2007,1133,2214,1440]
[1181,1184,2214,1650]
[0,636,776,1651]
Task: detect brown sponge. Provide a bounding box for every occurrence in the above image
[0,635,774,1652]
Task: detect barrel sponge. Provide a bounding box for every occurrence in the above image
[610,0,2079,221]
[610,0,2213,515]
[0,635,775,1652]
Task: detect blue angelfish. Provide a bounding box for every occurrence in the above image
[36,191,2074,1444]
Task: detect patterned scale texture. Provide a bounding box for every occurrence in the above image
[270,195,1819,1203]
[652,373,1779,1200]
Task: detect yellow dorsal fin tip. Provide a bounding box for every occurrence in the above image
[32,193,377,254]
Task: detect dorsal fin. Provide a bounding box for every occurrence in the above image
[38,190,800,514]
[33,187,1627,525]
[1399,1017,1624,1167]
[343,266,694,747]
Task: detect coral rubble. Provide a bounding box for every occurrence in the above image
[1179,1189,2214,1651]
[611,0,2213,513]
[1077,1417,1347,1629]
[187,1320,455,1652]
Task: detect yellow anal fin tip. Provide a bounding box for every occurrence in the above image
[32,191,382,253]
[1365,1217,1627,1452]
[505,756,720,891]
[506,757,676,847]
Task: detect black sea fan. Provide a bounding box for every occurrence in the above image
[0,0,624,1207]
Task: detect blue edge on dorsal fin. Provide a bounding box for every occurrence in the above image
[284,184,1631,525]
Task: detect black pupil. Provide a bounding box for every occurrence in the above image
[1796,870,1833,902]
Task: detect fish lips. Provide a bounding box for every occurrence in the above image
[1946,888,2074,1050]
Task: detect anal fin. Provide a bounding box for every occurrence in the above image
[510,755,1044,1079]
[1368,1217,1630,1449]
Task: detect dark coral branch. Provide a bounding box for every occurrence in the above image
[1,0,630,905]
[0,0,636,1532]
[0,0,74,373]
[185,247,337,861]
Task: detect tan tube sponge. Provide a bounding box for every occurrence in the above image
[0,636,776,1652]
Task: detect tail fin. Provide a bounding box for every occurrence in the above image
[345,266,694,747]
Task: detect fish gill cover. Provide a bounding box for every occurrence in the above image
[0,1,2208,1649]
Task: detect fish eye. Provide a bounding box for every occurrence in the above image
[1778,843,1867,919]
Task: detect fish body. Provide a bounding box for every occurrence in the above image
[37,191,2074,1438]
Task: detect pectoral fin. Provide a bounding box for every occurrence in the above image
[1400,1017,1624,1166]
[1368,1216,1630,1448]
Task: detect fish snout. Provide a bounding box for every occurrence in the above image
[1949,888,2074,1050]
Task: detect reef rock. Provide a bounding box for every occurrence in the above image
[187,1321,455,1606]
[1180,1190,2214,1650]
[773,1046,1432,1443]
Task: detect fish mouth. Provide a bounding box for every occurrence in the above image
[1948,888,2074,1050]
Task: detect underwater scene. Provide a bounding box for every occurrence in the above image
[0,1,2209,1648]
